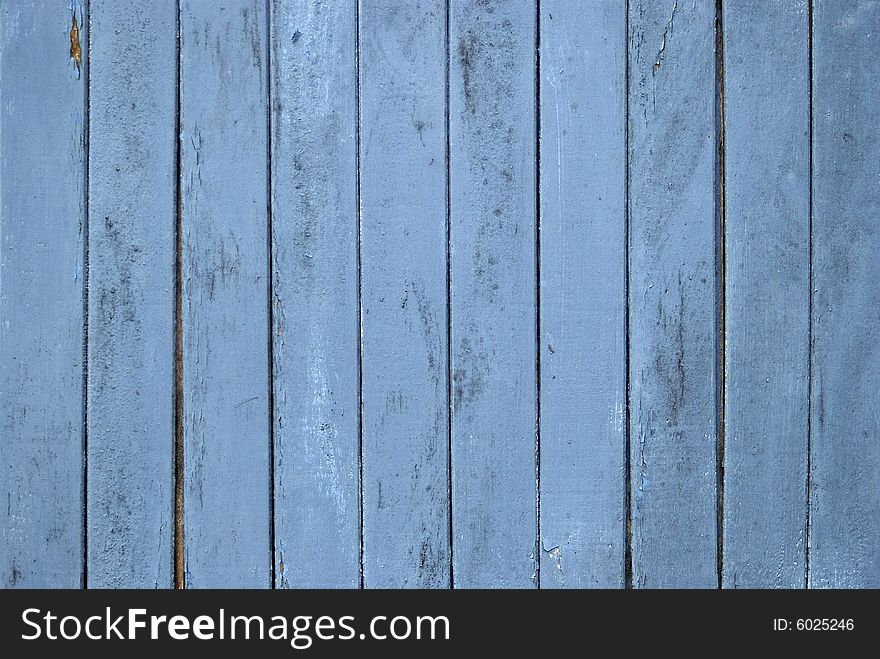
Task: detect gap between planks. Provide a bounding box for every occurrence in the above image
[173,0,185,591]
[715,0,727,591]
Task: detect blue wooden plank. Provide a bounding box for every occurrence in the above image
[270,0,360,588]
[721,0,810,589]
[180,0,271,588]
[810,0,880,588]
[539,0,627,589]
[628,0,718,588]
[86,0,176,589]
[0,0,86,588]
[449,0,537,588]
[359,0,450,588]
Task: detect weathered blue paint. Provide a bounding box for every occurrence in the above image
[810,0,880,588]
[721,0,810,589]
[180,0,271,588]
[271,0,361,589]
[359,0,450,588]
[1,0,87,589]
[2,0,880,591]
[449,0,537,588]
[539,0,627,589]
[86,0,176,589]
[628,0,718,588]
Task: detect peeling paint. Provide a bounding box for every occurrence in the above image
[69,11,82,77]
[542,542,565,586]
[653,0,677,74]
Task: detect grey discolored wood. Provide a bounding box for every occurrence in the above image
[0,0,87,588]
[628,0,718,588]
[270,0,361,588]
[86,0,176,589]
[539,0,627,589]
[180,0,271,588]
[721,0,810,589]
[810,0,880,588]
[359,0,450,588]
[449,0,537,588]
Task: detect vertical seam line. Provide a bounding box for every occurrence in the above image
[624,0,633,591]
[174,0,185,591]
[355,0,365,590]
[445,0,454,590]
[534,0,542,590]
[715,0,727,591]
[81,0,91,590]
[266,0,276,591]
[805,0,814,590]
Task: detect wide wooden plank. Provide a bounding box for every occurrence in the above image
[0,0,87,588]
[180,0,271,587]
[721,0,810,589]
[628,0,718,588]
[449,0,537,588]
[539,0,627,588]
[810,0,880,588]
[270,0,360,588]
[86,0,176,588]
[359,1,450,588]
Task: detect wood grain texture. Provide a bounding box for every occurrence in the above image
[270,0,360,589]
[4,0,880,592]
[180,0,271,588]
[721,0,810,589]
[86,0,176,588]
[810,0,880,588]
[0,0,86,588]
[628,0,718,588]
[449,0,537,588]
[359,0,450,588]
[539,0,626,589]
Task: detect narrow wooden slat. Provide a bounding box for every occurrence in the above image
[0,0,87,588]
[270,0,360,588]
[449,0,537,588]
[86,0,176,589]
[628,0,718,588]
[180,0,271,587]
[810,0,880,588]
[359,0,450,588]
[721,0,810,589]
[539,0,627,589]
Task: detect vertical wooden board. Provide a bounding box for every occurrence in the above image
[180,0,271,587]
[360,0,449,588]
[628,0,718,588]
[810,0,880,588]
[0,0,86,588]
[539,0,627,589]
[271,0,360,588]
[721,0,810,589]
[86,0,176,588]
[449,0,537,588]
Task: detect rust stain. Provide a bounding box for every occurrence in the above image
[174,171,185,590]
[69,13,82,75]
